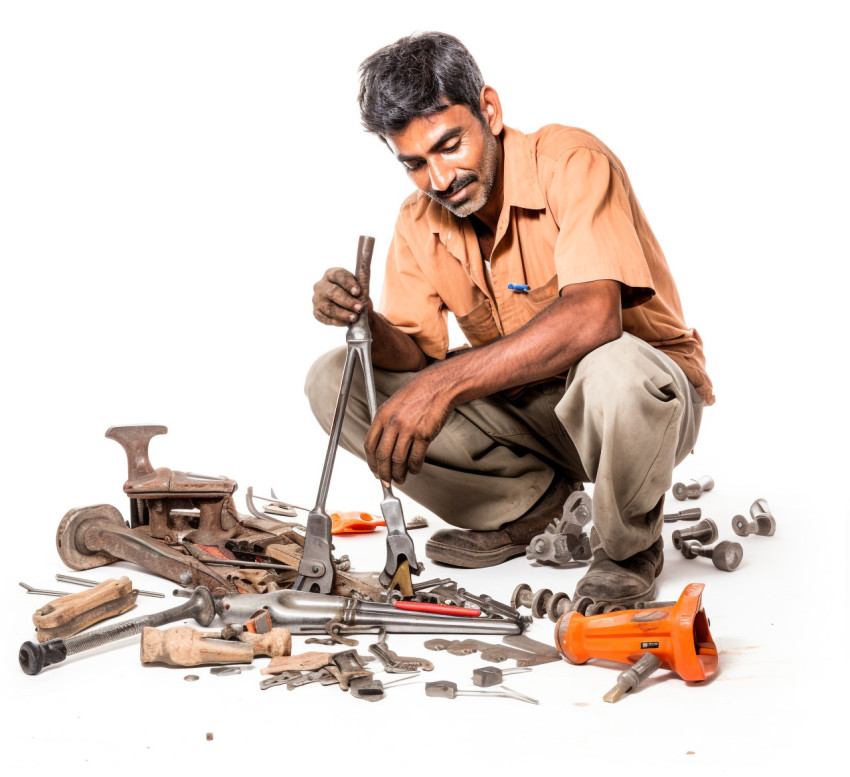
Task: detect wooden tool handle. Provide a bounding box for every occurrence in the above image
[33,577,138,641]
[354,235,375,302]
[239,628,292,658]
[141,626,254,666]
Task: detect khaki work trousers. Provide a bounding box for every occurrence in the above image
[304,333,703,560]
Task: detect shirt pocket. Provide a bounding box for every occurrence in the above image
[519,275,559,318]
[456,298,502,347]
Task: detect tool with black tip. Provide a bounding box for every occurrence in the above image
[19,587,216,675]
[294,235,422,595]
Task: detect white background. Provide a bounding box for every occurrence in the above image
[1,1,847,774]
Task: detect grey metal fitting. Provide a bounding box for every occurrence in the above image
[672,476,715,501]
[680,540,743,572]
[672,518,718,551]
[732,498,776,537]
[663,508,702,523]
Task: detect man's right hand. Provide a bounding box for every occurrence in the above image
[312,268,370,327]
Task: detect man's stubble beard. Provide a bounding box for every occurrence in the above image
[429,130,499,218]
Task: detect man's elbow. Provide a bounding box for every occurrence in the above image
[572,280,624,356]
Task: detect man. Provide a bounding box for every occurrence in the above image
[306,32,712,604]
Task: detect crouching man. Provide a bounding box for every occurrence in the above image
[305,32,712,605]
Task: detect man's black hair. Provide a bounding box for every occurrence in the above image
[358,32,486,138]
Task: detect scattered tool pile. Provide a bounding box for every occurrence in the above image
[16,238,778,707]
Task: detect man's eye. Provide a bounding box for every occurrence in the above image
[442,141,461,154]
[404,160,425,172]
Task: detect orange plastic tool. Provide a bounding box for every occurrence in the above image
[554,582,718,682]
[330,512,386,534]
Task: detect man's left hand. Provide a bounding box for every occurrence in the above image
[364,372,452,485]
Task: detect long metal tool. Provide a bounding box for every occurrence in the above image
[19,587,216,675]
[218,589,522,635]
[294,236,422,594]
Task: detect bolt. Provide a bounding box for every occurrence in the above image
[585,601,610,616]
[663,508,702,523]
[19,587,216,675]
[680,540,743,572]
[530,588,552,619]
[545,591,571,622]
[672,476,715,501]
[510,583,533,610]
[732,499,776,537]
[570,595,595,615]
[672,518,718,550]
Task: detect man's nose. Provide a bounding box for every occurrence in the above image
[428,158,456,192]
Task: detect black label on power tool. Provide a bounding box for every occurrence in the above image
[641,642,660,649]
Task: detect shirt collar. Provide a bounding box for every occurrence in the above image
[423,124,545,234]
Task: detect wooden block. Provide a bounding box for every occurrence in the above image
[239,628,292,657]
[261,651,333,675]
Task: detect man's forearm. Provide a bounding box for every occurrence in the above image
[418,280,623,406]
[368,310,428,372]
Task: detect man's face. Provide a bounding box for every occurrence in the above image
[386,104,499,218]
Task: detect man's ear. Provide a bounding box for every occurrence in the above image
[479,86,503,136]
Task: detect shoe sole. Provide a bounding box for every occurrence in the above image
[425,539,527,569]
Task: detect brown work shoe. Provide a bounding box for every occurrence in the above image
[425,477,575,568]
[573,530,664,605]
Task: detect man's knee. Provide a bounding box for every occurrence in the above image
[304,347,347,432]
[567,334,681,409]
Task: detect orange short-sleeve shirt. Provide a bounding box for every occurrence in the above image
[379,125,714,404]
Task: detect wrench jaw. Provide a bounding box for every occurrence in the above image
[378,497,423,594]
[293,510,335,594]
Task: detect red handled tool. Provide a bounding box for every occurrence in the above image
[393,601,481,617]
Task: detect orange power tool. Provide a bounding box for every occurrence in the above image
[555,582,718,684]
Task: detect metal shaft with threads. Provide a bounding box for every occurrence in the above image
[19,587,216,675]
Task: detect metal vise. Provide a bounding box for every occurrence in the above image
[106,425,240,545]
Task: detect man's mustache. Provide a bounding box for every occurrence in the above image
[432,173,478,199]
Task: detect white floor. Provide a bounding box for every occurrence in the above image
[2,446,845,774]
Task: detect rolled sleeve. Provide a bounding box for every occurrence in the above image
[550,148,655,308]
[378,224,449,360]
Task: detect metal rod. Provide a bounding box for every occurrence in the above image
[55,574,165,598]
[19,582,72,597]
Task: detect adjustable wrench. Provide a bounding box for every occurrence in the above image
[294,236,422,594]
